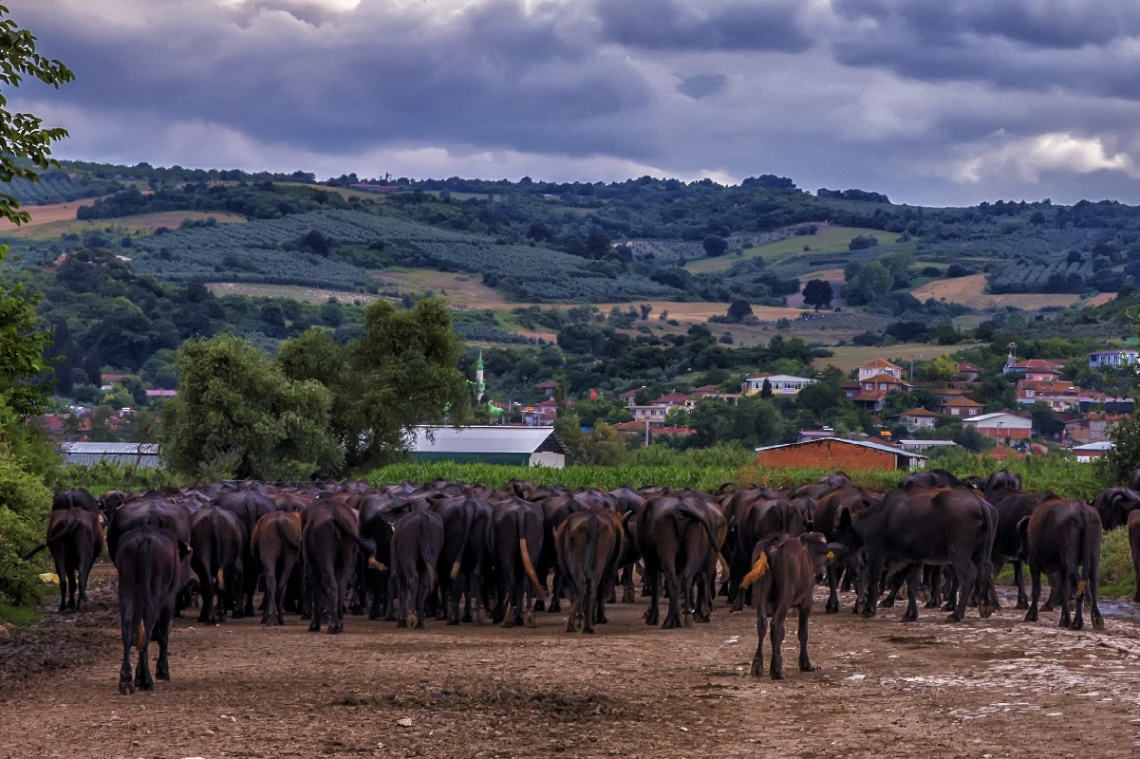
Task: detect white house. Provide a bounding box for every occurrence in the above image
[741,374,817,396]
[1089,349,1139,369]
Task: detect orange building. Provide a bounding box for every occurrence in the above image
[755,438,927,472]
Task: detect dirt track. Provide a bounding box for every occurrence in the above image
[3,566,1140,759]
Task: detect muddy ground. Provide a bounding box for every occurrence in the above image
[3,565,1140,759]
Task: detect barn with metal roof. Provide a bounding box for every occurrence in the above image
[407,425,568,468]
[60,442,162,468]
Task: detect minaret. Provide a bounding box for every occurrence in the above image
[475,351,485,402]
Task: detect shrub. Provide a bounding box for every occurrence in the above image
[0,454,53,609]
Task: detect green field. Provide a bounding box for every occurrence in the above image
[686,226,903,274]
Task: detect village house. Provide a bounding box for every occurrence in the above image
[756,437,927,472]
[1078,390,1135,414]
[1003,357,1066,381]
[940,396,984,418]
[956,363,985,382]
[1016,379,1080,412]
[628,392,693,428]
[535,379,560,398]
[691,384,740,406]
[1064,413,1125,445]
[1088,349,1139,369]
[858,358,904,382]
[897,407,938,431]
[740,373,816,397]
[961,410,1032,440]
[1071,441,1114,463]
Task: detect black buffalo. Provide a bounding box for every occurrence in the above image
[115,525,191,694]
[390,509,445,629]
[22,507,105,612]
[1020,498,1104,631]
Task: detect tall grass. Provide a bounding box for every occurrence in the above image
[928,450,1110,501]
[367,462,737,492]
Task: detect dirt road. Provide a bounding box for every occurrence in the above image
[3,567,1140,759]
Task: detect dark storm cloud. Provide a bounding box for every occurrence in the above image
[676,74,727,100]
[831,0,1140,98]
[595,0,813,53]
[16,1,656,160]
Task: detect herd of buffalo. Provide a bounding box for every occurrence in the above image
[20,467,1140,692]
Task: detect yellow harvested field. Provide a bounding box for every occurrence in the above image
[1,208,246,239]
[377,270,511,308]
[910,274,1099,310]
[815,343,972,373]
[0,197,113,230]
[206,283,386,305]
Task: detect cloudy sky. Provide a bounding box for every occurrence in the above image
[12,0,1140,207]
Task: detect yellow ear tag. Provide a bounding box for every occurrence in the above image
[825,551,835,559]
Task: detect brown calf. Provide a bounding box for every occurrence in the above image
[741,532,838,680]
[251,511,303,625]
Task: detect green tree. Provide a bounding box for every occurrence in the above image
[801,279,833,311]
[0,5,74,225]
[703,235,728,257]
[727,298,753,322]
[163,334,341,481]
[277,298,469,471]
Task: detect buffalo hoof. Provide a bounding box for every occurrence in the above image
[524,611,537,628]
[800,663,816,673]
[118,681,135,696]
[275,616,285,626]
[622,587,636,604]
[583,627,595,635]
[572,616,585,633]
[260,614,270,625]
[941,601,955,612]
[1068,618,1082,630]
[860,609,876,620]
[327,625,342,635]
[397,618,408,629]
[532,600,545,612]
[695,612,710,624]
[902,610,918,622]
[1041,601,1055,612]
[308,621,320,632]
[500,619,515,629]
[825,601,838,614]
[979,603,995,620]
[156,670,170,682]
[945,612,963,623]
[881,598,895,608]
[661,618,678,630]
[474,609,486,626]
[750,661,763,678]
[681,611,694,628]
[1093,614,1105,631]
[770,670,786,681]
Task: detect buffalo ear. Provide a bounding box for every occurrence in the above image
[838,506,852,532]
[177,540,193,560]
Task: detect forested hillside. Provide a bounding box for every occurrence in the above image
[4,160,1140,420]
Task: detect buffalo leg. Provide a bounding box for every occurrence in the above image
[798,603,815,673]
[948,561,974,622]
[1024,560,1042,623]
[660,559,683,629]
[750,606,767,678]
[154,607,172,681]
[769,600,787,680]
[643,561,661,626]
[902,566,921,622]
[825,563,840,614]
